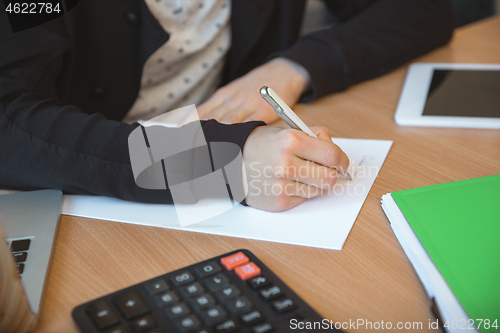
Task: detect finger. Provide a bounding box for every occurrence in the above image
[198,91,225,118]
[245,187,307,212]
[279,158,338,189]
[202,97,243,121]
[220,107,254,124]
[310,126,332,142]
[276,195,308,212]
[284,180,330,199]
[201,105,233,121]
[242,108,270,122]
[293,133,350,175]
[243,109,279,124]
[242,112,260,122]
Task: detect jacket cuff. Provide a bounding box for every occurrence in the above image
[201,120,266,207]
[201,119,266,153]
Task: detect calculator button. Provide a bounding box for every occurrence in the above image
[86,301,120,329]
[200,305,227,326]
[104,325,131,333]
[180,282,205,298]
[16,263,25,274]
[235,262,261,281]
[131,315,155,332]
[145,279,169,295]
[113,292,150,319]
[259,285,283,301]
[247,275,271,290]
[190,293,216,311]
[220,252,249,270]
[10,239,31,252]
[154,291,180,308]
[171,271,195,287]
[194,261,222,278]
[175,314,202,333]
[214,285,240,302]
[290,312,313,326]
[165,302,191,320]
[252,323,274,333]
[13,251,27,263]
[204,273,230,291]
[213,319,240,333]
[271,298,297,314]
[225,296,253,315]
[240,310,265,326]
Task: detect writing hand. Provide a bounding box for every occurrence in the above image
[242,125,349,212]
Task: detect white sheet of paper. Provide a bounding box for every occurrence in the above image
[61,138,392,250]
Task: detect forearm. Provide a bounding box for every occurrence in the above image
[276,0,456,100]
[0,92,168,202]
[0,92,264,203]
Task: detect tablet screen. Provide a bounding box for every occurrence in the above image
[423,70,500,118]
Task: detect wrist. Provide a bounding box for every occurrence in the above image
[271,57,311,95]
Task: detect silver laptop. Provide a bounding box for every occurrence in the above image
[0,190,62,315]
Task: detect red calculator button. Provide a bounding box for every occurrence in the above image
[220,252,249,270]
[235,263,261,281]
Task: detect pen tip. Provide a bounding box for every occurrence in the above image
[343,172,352,181]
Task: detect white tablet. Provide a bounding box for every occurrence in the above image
[394,63,500,129]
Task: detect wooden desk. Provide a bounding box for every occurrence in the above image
[35,16,500,333]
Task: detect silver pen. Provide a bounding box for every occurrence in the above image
[260,86,352,180]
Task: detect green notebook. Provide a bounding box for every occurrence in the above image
[391,175,500,328]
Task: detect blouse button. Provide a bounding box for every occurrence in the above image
[91,87,106,98]
[124,12,140,25]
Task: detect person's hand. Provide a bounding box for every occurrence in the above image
[242,125,349,212]
[197,58,310,124]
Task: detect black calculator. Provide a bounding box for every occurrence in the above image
[72,249,341,333]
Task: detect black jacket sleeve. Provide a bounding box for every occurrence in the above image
[0,14,264,204]
[277,0,456,101]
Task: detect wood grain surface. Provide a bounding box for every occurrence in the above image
[34,16,500,333]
